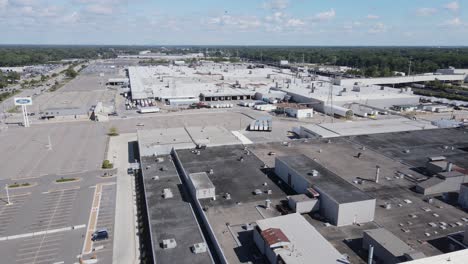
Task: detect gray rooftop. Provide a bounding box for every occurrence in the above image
[364,228,421,258]
[175,145,285,207]
[277,154,374,204]
[141,155,213,264]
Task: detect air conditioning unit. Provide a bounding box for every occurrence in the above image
[163,188,173,199]
[191,243,207,254]
[162,238,177,249]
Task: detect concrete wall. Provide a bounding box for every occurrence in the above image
[363,232,399,264]
[337,200,376,227]
[458,184,468,209]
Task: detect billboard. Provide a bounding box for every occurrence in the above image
[14,97,33,106]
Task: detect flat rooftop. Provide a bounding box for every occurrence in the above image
[176,145,285,206]
[364,228,420,257]
[128,64,284,100]
[277,154,374,203]
[347,127,468,169]
[301,118,437,138]
[137,126,242,156]
[257,213,347,264]
[141,155,213,264]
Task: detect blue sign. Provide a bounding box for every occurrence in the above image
[14,97,32,106]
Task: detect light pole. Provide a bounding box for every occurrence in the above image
[5,184,11,205]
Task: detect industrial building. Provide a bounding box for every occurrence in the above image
[254,213,349,264]
[335,73,466,86]
[415,158,468,195]
[127,64,283,102]
[275,155,376,226]
[298,118,437,138]
[403,249,468,264]
[139,154,214,264]
[363,228,425,264]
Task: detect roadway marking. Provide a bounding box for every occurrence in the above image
[82,183,103,254]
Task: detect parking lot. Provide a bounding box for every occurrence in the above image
[0,173,116,264]
[0,122,107,179]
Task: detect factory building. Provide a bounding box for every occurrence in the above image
[275,155,376,226]
[253,213,349,264]
[363,228,425,264]
[335,73,466,86]
[403,249,468,264]
[416,157,468,195]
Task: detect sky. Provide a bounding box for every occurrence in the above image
[0,0,467,46]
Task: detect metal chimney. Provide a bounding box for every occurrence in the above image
[446,162,453,172]
[368,245,374,264]
[375,166,381,183]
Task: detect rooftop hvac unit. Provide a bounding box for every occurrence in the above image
[191,243,208,254]
[161,238,177,249]
[163,188,173,199]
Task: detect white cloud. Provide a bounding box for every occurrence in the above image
[369,22,386,34]
[86,4,113,15]
[314,8,335,21]
[441,17,463,26]
[262,0,289,10]
[265,12,285,23]
[367,14,379,20]
[416,7,437,16]
[444,1,460,12]
[208,15,261,30]
[286,18,304,27]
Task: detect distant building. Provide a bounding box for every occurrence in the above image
[254,213,349,264]
[363,228,425,264]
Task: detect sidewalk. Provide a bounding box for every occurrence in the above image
[110,133,139,264]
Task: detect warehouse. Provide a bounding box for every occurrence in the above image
[274,155,376,226]
[335,73,466,86]
[139,155,214,264]
[254,213,349,264]
[363,228,425,264]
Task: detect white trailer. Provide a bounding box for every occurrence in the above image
[138,107,160,114]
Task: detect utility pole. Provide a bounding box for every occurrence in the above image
[408,57,412,76]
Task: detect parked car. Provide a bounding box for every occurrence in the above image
[91,229,109,241]
[127,168,134,174]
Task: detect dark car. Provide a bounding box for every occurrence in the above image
[127,168,134,174]
[91,229,109,241]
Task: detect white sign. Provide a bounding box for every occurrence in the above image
[14,97,32,106]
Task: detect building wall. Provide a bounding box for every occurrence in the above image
[337,200,376,226]
[458,184,468,209]
[288,197,319,214]
[362,232,399,264]
[195,187,216,200]
[424,176,467,195]
[274,158,310,194]
[315,187,340,226]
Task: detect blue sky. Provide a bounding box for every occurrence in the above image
[0,0,466,45]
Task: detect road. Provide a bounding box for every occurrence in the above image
[110,133,139,264]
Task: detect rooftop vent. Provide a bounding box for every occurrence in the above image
[163,188,173,199]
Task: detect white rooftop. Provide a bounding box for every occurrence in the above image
[301,118,438,138]
[128,64,288,100]
[256,213,346,264]
[404,248,468,264]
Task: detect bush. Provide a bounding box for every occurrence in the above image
[108,127,119,136]
[56,177,77,183]
[102,160,113,169]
